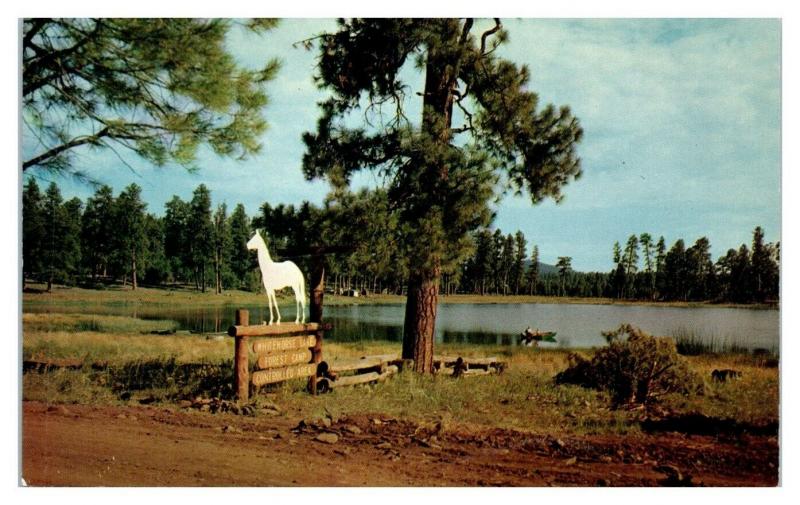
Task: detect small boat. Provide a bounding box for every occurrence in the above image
[520,328,557,346]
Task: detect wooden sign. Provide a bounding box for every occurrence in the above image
[231,308,326,400]
[251,363,317,386]
[252,334,316,354]
[256,350,311,370]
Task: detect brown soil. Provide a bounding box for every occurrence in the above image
[21,401,778,487]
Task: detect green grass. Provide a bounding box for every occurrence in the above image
[22,283,778,310]
[288,364,636,436]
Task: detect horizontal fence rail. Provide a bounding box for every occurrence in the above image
[228,322,330,337]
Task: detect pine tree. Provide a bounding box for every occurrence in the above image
[22,178,45,285]
[511,231,527,295]
[302,19,582,372]
[610,241,625,298]
[42,182,64,291]
[212,203,231,294]
[189,185,214,292]
[23,19,280,176]
[730,244,752,303]
[500,234,516,295]
[471,230,494,294]
[639,232,655,299]
[114,184,147,290]
[228,203,252,289]
[163,196,191,284]
[611,263,626,299]
[687,237,714,300]
[623,235,639,275]
[525,245,540,295]
[654,236,667,299]
[40,183,82,289]
[623,235,639,298]
[715,249,738,301]
[655,236,667,271]
[556,256,572,296]
[491,229,505,294]
[142,214,167,285]
[62,197,83,282]
[751,226,778,302]
[663,240,689,301]
[81,185,115,280]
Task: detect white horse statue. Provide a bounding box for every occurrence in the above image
[246,230,306,325]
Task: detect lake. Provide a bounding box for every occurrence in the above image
[25,300,779,351]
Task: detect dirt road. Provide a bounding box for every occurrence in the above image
[21,401,778,486]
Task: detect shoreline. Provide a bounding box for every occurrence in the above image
[21,284,778,311]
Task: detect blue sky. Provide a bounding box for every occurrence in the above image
[22,18,781,272]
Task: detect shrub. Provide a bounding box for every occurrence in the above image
[555,324,703,406]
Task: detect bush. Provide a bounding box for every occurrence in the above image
[555,324,703,406]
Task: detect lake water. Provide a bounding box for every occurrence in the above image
[25,300,779,351]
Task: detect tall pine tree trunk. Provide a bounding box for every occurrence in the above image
[402,267,440,373]
[131,251,137,290]
[215,250,222,294]
[401,20,467,373]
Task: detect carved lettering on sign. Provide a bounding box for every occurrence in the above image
[252,334,316,354]
[256,350,312,370]
[251,363,317,386]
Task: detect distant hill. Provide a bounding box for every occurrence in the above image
[538,262,559,275]
[523,260,559,275]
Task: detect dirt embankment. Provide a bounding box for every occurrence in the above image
[21,401,778,487]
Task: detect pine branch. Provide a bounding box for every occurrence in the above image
[23,127,110,170]
[23,19,103,98]
[480,18,502,55]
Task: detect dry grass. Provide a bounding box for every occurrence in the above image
[22,312,178,334]
[22,312,779,437]
[23,284,272,307]
[667,354,780,424]
[23,313,231,364]
[273,344,778,436]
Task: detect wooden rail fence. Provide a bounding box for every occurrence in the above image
[314,353,507,391]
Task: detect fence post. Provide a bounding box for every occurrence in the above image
[309,251,325,323]
[234,309,249,402]
[308,254,325,395]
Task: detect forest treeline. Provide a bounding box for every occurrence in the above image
[22,179,779,304]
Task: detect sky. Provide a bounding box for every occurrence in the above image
[21,18,782,272]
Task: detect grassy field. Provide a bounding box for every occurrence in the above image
[22,312,779,437]
[22,283,778,310]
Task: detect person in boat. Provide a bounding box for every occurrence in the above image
[521,326,540,347]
